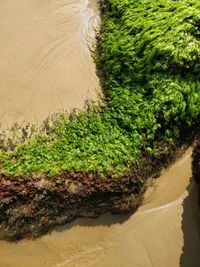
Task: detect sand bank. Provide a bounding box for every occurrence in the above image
[0,149,199,267]
[0,0,100,129]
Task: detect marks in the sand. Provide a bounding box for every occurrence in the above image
[0,0,100,129]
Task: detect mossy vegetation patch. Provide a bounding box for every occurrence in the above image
[1,0,200,178]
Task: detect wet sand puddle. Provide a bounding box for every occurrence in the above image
[0,148,200,267]
[0,0,100,129]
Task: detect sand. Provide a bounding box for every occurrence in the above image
[0,148,200,267]
[0,0,100,129]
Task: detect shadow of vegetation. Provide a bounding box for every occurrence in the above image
[49,212,132,235]
[179,154,200,267]
[10,212,131,245]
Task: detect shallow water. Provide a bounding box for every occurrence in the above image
[0,0,100,129]
[0,149,200,267]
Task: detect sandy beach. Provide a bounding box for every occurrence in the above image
[0,0,100,129]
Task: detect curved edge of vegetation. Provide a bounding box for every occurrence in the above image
[1,0,200,179]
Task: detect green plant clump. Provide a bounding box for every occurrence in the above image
[1,0,200,178]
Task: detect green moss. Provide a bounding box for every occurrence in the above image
[1,0,200,178]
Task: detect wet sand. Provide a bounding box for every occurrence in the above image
[0,0,100,129]
[0,148,200,267]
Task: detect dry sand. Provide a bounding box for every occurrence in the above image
[0,0,100,129]
[0,148,200,267]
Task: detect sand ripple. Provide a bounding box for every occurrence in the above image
[0,0,100,129]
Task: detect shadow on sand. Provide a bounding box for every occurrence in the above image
[180,179,200,267]
[50,212,131,234]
